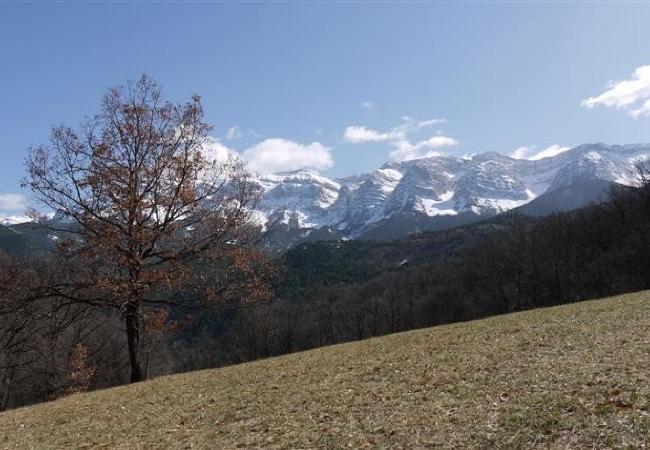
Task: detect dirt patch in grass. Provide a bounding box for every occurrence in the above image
[1,291,649,448]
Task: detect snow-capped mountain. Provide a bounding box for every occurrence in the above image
[254,143,650,242]
[251,170,343,231]
[0,215,32,226]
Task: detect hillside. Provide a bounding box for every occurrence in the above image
[1,291,649,448]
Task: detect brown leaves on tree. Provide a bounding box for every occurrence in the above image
[23,74,274,383]
[66,343,95,395]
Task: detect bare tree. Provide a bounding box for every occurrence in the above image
[24,75,273,382]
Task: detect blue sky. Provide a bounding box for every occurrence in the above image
[1,2,650,216]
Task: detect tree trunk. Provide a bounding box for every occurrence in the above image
[125,310,143,383]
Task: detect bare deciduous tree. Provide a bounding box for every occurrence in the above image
[25,75,273,382]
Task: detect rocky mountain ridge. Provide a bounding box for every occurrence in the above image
[254,143,649,242]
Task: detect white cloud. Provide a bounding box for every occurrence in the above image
[389,135,458,161]
[511,146,534,160]
[243,138,333,174]
[530,144,571,160]
[361,101,374,111]
[402,116,446,128]
[226,126,243,140]
[511,144,571,160]
[582,65,650,118]
[344,116,447,145]
[415,136,458,150]
[202,136,334,175]
[224,126,259,140]
[201,136,238,163]
[631,99,650,118]
[419,118,445,127]
[0,193,28,211]
[393,116,445,135]
[344,116,453,161]
[343,126,391,144]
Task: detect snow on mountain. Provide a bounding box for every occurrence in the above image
[254,169,341,229]
[0,215,32,226]
[453,154,532,214]
[385,157,462,216]
[331,167,403,233]
[254,143,650,239]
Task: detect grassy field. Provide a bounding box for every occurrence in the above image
[1,291,649,449]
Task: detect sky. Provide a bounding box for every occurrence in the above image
[1,1,650,216]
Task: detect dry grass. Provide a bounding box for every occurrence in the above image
[2,291,650,449]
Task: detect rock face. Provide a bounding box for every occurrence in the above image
[254,170,341,229]
[252,143,650,242]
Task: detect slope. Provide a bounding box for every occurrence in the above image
[516,178,615,217]
[1,291,649,448]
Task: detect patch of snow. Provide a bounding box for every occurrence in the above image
[584,151,603,162]
[377,168,403,180]
[0,215,32,226]
[415,190,458,216]
[470,190,535,214]
[439,190,454,201]
[419,201,458,216]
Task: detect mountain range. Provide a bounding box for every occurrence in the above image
[253,143,649,246]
